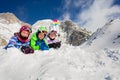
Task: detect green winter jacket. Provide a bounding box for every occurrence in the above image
[30,33,48,50]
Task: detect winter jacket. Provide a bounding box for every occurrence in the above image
[4,36,29,49]
[46,37,58,44]
[30,33,49,50]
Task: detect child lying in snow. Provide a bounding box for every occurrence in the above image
[46,30,61,49]
[30,26,49,50]
[4,25,34,54]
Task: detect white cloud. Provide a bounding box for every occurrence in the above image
[60,0,71,20]
[61,0,120,32]
[77,0,120,32]
[63,0,72,10]
[63,12,71,20]
[61,0,91,20]
[73,0,92,8]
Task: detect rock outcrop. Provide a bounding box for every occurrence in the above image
[60,20,91,46]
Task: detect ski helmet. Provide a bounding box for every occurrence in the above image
[20,25,32,33]
[38,26,48,32]
[36,26,48,38]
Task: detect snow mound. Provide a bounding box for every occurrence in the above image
[32,19,53,32]
[0,45,120,80]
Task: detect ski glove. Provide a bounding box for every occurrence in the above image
[21,46,34,54]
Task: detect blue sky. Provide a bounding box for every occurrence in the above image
[0,0,120,32]
[0,0,64,24]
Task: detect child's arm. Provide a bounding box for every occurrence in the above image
[22,41,30,47]
[30,38,40,50]
[4,37,17,49]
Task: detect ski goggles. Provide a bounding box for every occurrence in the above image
[37,30,48,37]
[38,30,48,34]
[42,31,48,34]
[51,30,57,34]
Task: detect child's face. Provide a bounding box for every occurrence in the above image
[21,30,29,37]
[38,32,45,40]
[49,32,56,39]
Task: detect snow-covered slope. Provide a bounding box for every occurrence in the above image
[0,13,120,80]
[82,19,120,51]
[0,20,21,40]
[0,45,120,80]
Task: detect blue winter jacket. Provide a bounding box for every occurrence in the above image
[4,36,29,50]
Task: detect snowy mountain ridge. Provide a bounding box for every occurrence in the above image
[82,19,120,51]
[0,12,21,24]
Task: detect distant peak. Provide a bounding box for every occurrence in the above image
[0,12,31,26]
[0,12,20,24]
[108,18,120,23]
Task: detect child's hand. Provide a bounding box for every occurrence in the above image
[21,46,34,54]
